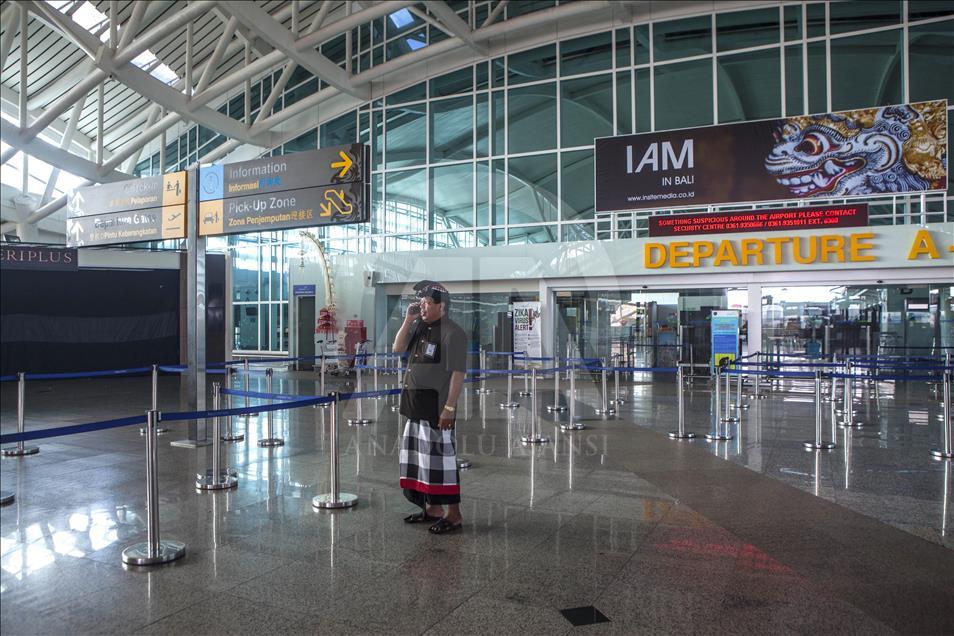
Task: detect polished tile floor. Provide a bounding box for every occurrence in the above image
[1,367,952,634]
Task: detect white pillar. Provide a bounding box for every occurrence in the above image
[746,284,762,357]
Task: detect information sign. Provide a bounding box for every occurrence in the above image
[198,144,369,236]
[648,204,868,237]
[711,310,740,369]
[66,172,187,247]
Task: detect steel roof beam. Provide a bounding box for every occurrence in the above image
[1,119,129,183]
[217,0,369,100]
[421,1,487,56]
[22,0,271,147]
[294,1,415,51]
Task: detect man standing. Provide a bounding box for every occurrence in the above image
[393,280,467,534]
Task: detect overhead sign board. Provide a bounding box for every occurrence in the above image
[648,204,868,237]
[595,99,947,213]
[198,143,369,237]
[199,182,365,236]
[66,172,187,247]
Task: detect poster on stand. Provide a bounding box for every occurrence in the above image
[512,302,542,361]
[711,310,740,369]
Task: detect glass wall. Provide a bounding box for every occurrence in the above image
[129,2,953,353]
[761,284,954,357]
[385,292,539,355]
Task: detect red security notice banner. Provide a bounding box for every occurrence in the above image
[648,204,868,237]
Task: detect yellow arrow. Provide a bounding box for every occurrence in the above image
[330,151,354,178]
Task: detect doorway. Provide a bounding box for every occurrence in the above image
[297,296,316,369]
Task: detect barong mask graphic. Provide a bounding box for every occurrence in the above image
[764,102,946,197]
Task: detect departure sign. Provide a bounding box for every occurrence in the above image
[66,172,187,247]
[198,144,368,236]
[648,204,868,237]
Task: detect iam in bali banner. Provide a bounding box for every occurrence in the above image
[595,99,947,213]
[512,302,542,360]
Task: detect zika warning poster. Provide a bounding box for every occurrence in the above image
[512,301,542,360]
[711,310,740,369]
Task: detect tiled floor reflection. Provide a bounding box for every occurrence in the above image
[1,370,952,634]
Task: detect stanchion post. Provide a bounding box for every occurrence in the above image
[258,368,284,446]
[500,354,520,408]
[595,363,616,415]
[931,368,953,460]
[518,355,532,396]
[547,362,567,413]
[706,364,732,441]
[610,353,624,405]
[521,368,548,444]
[477,350,494,395]
[736,361,749,410]
[561,365,585,431]
[221,367,244,441]
[841,360,862,428]
[197,383,238,489]
[392,356,404,413]
[372,352,382,399]
[348,364,373,425]
[139,365,169,435]
[669,363,696,439]
[313,393,359,508]
[122,410,185,565]
[723,367,739,423]
[804,370,835,450]
[2,372,39,457]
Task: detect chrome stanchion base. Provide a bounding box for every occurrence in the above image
[738,402,751,410]
[668,432,697,439]
[720,415,740,424]
[221,432,245,442]
[705,433,733,441]
[312,493,358,509]
[499,402,520,409]
[930,449,954,460]
[749,393,767,400]
[520,434,549,444]
[838,420,864,428]
[546,404,567,412]
[608,399,625,405]
[475,388,495,395]
[595,407,616,415]
[257,438,285,447]
[457,457,472,469]
[560,422,586,431]
[2,446,39,457]
[0,491,14,505]
[803,441,836,450]
[122,540,186,566]
[390,405,401,412]
[518,391,532,397]
[195,473,239,490]
[347,418,372,426]
[200,467,239,479]
[139,427,170,435]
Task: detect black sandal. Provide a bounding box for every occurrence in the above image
[404,511,441,524]
[428,518,463,534]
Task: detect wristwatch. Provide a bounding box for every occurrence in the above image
[443,405,456,413]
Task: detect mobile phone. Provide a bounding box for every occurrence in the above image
[408,302,421,315]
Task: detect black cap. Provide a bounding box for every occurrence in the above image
[413,280,450,304]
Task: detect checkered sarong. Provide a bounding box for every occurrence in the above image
[399,419,459,496]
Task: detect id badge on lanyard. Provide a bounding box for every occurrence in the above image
[424,342,438,359]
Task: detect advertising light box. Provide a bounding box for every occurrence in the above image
[595,100,947,213]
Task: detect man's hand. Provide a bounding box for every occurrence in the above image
[438,411,456,430]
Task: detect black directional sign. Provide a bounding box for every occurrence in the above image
[66,172,188,247]
[199,181,365,236]
[198,143,369,236]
